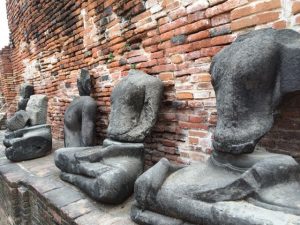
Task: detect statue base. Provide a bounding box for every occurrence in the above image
[131,151,300,225]
[54,139,144,204]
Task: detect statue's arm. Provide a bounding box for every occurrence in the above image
[74,143,144,162]
[134,158,184,209]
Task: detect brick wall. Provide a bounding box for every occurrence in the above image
[0,46,16,117]
[0,173,78,225]
[1,0,300,166]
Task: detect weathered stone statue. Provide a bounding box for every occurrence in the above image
[4,94,52,162]
[131,29,300,225]
[64,69,97,147]
[6,84,34,131]
[17,83,34,111]
[55,70,163,204]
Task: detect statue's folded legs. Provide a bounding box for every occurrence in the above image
[55,140,144,203]
[131,29,300,225]
[55,69,163,204]
[4,124,52,161]
[4,87,52,162]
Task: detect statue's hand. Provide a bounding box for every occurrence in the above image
[74,148,102,162]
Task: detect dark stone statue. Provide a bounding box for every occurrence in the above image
[55,70,163,204]
[64,69,97,147]
[6,83,34,131]
[6,110,29,131]
[18,83,34,110]
[131,29,300,225]
[211,28,300,154]
[4,124,52,162]
[4,94,52,162]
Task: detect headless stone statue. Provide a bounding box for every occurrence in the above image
[131,29,300,225]
[6,83,34,131]
[18,83,34,111]
[4,94,52,162]
[64,69,97,147]
[55,70,163,204]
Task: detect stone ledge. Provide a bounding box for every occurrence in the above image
[0,132,135,225]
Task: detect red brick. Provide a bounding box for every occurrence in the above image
[187,30,210,43]
[132,11,152,23]
[206,0,248,18]
[170,54,184,64]
[159,72,174,81]
[169,7,187,20]
[189,115,206,123]
[165,43,193,54]
[179,121,209,130]
[135,21,157,34]
[189,137,199,145]
[272,20,287,29]
[211,13,231,26]
[231,11,280,31]
[159,17,188,33]
[139,59,158,68]
[200,46,223,57]
[210,34,237,46]
[176,92,193,100]
[292,1,300,15]
[231,0,281,20]
[143,36,160,47]
[186,50,202,60]
[191,73,212,82]
[187,11,206,23]
[151,51,164,59]
[127,55,149,64]
[187,1,209,14]
[162,113,176,121]
[296,14,300,24]
[189,130,209,137]
[184,19,211,35]
[151,64,176,73]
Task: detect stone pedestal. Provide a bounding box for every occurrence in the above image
[131,151,300,225]
[4,94,52,161]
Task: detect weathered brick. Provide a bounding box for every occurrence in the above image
[295,14,300,24]
[159,17,188,33]
[187,1,209,13]
[189,130,209,137]
[272,20,287,29]
[231,11,280,31]
[209,24,231,37]
[176,92,193,100]
[187,30,210,42]
[159,72,174,81]
[231,0,281,20]
[206,0,248,18]
[189,137,199,145]
[292,1,300,15]
[171,35,187,45]
[211,13,231,26]
[190,73,210,82]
